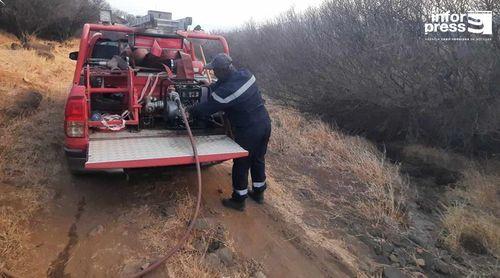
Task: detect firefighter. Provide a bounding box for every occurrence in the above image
[189,53,271,211]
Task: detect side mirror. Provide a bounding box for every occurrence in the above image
[69,51,78,60]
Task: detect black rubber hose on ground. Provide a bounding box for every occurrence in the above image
[130,96,202,278]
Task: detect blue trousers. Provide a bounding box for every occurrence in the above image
[232,121,271,198]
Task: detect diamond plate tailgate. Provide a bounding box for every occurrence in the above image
[85,134,248,169]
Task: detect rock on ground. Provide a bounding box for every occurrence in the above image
[433,261,451,275]
[88,225,105,237]
[10,42,22,50]
[389,253,399,263]
[204,253,222,269]
[251,270,267,278]
[412,272,427,278]
[192,237,207,252]
[415,258,425,267]
[192,218,216,231]
[383,266,405,278]
[215,247,234,266]
[121,260,141,276]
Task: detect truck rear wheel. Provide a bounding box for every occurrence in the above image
[64,147,87,175]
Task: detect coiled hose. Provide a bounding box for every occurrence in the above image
[130,93,202,277]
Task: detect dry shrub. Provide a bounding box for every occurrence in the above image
[269,105,408,225]
[214,8,498,270]
[0,31,75,177]
[121,191,242,278]
[136,192,196,254]
[0,31,19,46]
[442,169,500,258]
[222,0,500,154]
[402,144,470,172]
[459,170,500,217]
[442,206,499,258]
[0,0,105,42]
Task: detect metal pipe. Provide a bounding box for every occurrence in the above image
[176,31,230,54]
[199,45,212,83]
[72,24,90,84]
[88,24,135,33]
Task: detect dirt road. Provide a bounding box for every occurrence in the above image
[19,156,352,277]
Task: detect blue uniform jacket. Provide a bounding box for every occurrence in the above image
[191,69,270,130]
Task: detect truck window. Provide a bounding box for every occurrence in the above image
[92,41,120,59]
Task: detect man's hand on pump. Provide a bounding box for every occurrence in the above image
[199,79,211,86]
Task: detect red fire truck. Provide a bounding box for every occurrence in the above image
[64,12,247,172]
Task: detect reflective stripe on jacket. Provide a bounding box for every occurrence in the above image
[191,69,270,129]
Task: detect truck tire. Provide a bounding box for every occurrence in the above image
[64,147,87,175]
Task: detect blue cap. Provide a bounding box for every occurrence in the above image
[205,53,232,70]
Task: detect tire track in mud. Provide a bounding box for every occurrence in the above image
[47,197,86,278]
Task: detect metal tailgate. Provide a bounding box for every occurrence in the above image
[85,134,248,169]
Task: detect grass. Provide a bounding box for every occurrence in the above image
[404,144,500,271]
[266,105,499,275]
[442,168,500,258]
[0,31,75,272]
[269,105,408,226]
[263,105,410,275]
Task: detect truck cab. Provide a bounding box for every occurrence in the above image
[64,17,247,172]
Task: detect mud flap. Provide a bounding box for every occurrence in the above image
[85,134,248,169]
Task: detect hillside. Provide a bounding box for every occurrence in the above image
[0,31,498,278]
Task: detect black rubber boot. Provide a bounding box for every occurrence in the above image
[222,195,246,211]
[248,190,264,204]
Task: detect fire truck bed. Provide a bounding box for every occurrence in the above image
[85,134,248,169]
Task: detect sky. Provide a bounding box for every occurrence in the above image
[106,0,324,31]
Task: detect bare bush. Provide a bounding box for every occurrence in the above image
[218,0,500,155]
[0,0,108,41]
